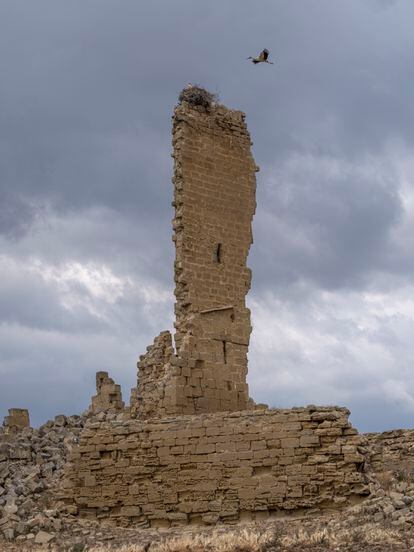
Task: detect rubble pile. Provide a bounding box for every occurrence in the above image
[0,414,85,542]
[354,429,414,527]
[345,473,414,528]
[0,372,127,546]
[0,412,127,546]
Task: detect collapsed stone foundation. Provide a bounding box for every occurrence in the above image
[2,409,30,436]
[3,404,414,546]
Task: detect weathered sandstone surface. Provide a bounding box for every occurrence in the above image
[62,406,368,527]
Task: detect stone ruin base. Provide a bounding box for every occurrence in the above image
[56,93,367,530]
[62,405,370,528]
[2,409,30,435]
[4,402,414,546]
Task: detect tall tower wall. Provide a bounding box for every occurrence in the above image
[171,101,257,413]
[132,91,257,417]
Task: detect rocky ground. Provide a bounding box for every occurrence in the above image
[1,511,414,551]
[0,410,123,548]
[1,416,414,551]
[0,413,83,544]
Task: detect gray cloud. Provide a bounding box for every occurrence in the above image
[251,151,403,291]
[0,191,43,239]
[2,1,414,431]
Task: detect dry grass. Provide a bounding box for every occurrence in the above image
[281,527,330,547]
[88,527,275,552]
[394,464,414,482]
[375,470,394,491]
[83,522,405,552]
[281,523,402,549]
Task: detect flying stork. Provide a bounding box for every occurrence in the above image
[247,48,274,65]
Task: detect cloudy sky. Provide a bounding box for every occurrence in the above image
[1,0,414,431]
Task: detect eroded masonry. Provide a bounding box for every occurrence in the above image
[63,88,370,526]
[130,96,256,419]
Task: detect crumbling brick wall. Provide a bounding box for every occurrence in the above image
[130,332,174,419]
[89,372,124,414]
[365,429,414,477]
[130,94,257,418]
[2,409,30,435]
[63,406,368,527]
[170,101,257,415]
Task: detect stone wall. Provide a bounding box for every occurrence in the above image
[89,372,124,415]
[2,409,30,435]
[365,429,414,477]
[130,332,175,420]
[130,94,257,418]
[170,100,257,415]
[63,406,369,527]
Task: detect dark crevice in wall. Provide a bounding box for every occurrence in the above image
[215,243,222,263]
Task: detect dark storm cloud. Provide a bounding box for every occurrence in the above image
[0,324,140,426]
[2,0,414,429]
[0,205,174,286]
[0,240,174,426]
[251,153,403,291]
[2,0,414,216]
[0,190,43,239]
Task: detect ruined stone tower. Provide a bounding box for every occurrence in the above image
[130,89,257,418]
[65,91,368,526]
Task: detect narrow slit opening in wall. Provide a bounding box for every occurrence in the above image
[215,243,222,263]
[222,340,227,364]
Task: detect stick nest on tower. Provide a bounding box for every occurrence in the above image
[178,85,219,110]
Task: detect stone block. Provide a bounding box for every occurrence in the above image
[300,435,320,448]
[281,438,299,449]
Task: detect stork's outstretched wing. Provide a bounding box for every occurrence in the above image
[262,49,269,61]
